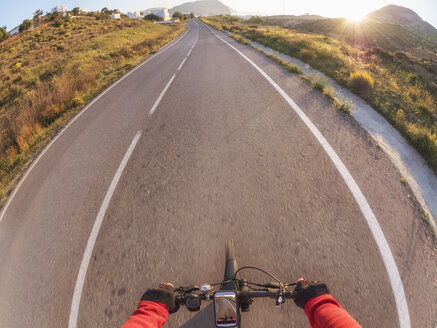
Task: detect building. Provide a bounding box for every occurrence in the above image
[142,8,171,21]
[79,8,90,14]
[110,13,121,19]
[9,26,19,36]
[52,5,69,15]
[126,11,143,19]
[152,8,171,21]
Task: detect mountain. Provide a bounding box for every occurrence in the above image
[366,4,437,36]
[170,0,234,15]
[142,8,166,15]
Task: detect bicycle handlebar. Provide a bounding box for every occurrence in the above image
[175,288,295,306]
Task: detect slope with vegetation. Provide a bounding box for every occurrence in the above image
[0,12,184,203]
[202,15,437,174]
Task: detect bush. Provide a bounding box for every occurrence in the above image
[144,14,162,21]
[300,48,317,62]
[309,73,327,91]
[286,63,303,75]
[172,12,183,20]
[50,12,60,21]
[96,13,110,20]
[71,96,84,107]
[348,70,374,94]
[19,19,32,32]
[0,27,7,42]
[119,47,136,58]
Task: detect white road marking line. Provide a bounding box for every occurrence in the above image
[149,30,199,114]
[68,131,141,328]
[205,23,411,328]
[148,74,176,115]
[177,57,188,71]
[0,25,191,224]
[178,32,199,71]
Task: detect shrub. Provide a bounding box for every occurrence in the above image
[12,62,22,71]
[0,26,7,42]
[172,12,183,20]
[286,63,303,75]
[300,48,317,62]
[309,73,327,91]
[71,96,84,107]
[348,70,374,94]
[119,47,136,58]
[144,14,162,21]
[19,19,32,32]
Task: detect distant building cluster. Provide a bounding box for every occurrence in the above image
[142,8,172,21]
[51,5,69,15]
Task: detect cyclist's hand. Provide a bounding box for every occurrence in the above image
[291,278,330,309]
[141,283,180,314]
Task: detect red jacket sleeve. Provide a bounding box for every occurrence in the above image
[122,301,169,328]
[304,294,361,328]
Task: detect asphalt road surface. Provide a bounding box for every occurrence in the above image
[0,20,436,328]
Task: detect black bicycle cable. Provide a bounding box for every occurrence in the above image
[233,266,282,284]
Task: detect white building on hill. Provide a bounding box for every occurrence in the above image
[153,8,171,21]
[126,11,143,19]
[52,5,69,15]
[9,26,20,36]
[142,8,171,21]
[111,13,121,19]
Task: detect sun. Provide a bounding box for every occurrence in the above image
[345,10,366,22]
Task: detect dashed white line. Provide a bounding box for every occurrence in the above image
[204,23,411,328]
[149,31,199,114]
[0,24,191,224]
[148,74,176,115]
[177,57,188,71]
[68,131,141,328]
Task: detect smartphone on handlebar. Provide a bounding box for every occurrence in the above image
[214,291,238,327]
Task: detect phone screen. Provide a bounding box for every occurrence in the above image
[214,291,238,327]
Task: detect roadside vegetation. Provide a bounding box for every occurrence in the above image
[201,16,437,174]
[0,11,184,203]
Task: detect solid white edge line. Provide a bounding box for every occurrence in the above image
[0,24,191,224]
[148,74,176,115]
[68,131,141,328]
[204,23,411,328]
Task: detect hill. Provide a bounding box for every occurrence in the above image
[170,0,234,15]
[366,4,437,37]
[265,10,437,54]
[0,14,184,202]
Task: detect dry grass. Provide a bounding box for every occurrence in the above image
[0,15,184,202]
[202,16,437,174]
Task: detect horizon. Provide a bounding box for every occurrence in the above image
[1,0,436,31]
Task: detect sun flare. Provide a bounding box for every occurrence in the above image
[345,11,366,22]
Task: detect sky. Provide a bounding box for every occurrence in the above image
[1,0,436,31]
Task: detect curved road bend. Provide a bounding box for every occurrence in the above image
[0,20,435,328]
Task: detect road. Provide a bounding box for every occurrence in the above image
[0,20,436,328]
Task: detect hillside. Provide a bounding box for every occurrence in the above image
[202,16,437,174]
[265,10,437,53]
[264,5,437,96]
[367,4,437,37]
[0,14,184,201]
[170,0,234,15]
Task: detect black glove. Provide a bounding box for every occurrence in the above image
[291,279,330,309]
[141,283,180,314]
